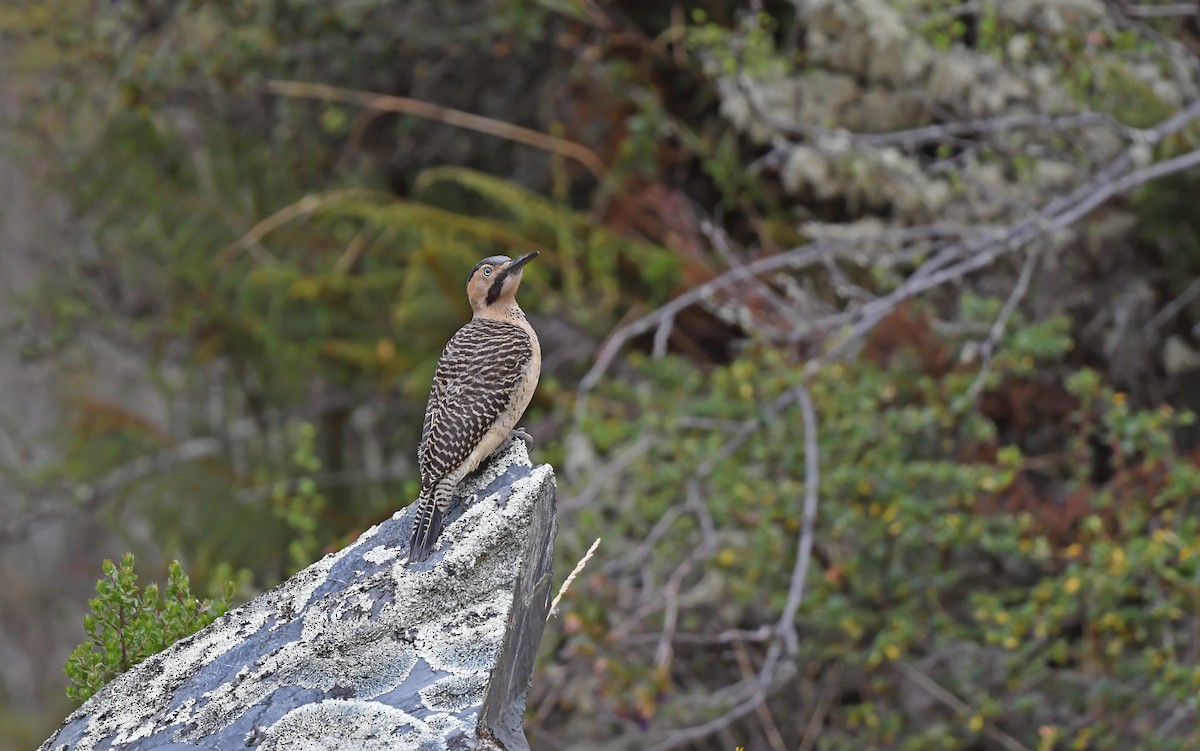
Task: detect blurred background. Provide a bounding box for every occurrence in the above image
[4,1,1200,749]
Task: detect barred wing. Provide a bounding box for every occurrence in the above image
[417,318,533,491]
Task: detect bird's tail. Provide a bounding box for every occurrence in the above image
[408,497,445,564]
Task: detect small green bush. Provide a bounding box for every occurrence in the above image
[64,554,234,705]
[547,304,1200,749]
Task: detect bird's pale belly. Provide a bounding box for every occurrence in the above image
[450,362,540,481]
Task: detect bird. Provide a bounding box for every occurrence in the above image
[408,252,542,563]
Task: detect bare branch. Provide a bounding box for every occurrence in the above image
[1146,276,1200,335]
[573,224,969,421]
[955,246,1043,410]
[217,189,376,265]
[844,111,1124,149]
[654,481,719,671]
[1121,3,1198,17]
[804,142,1200,375]
[894,661,1033,751]
[646,688,773,751]
[776,384,820,657]
[577,104,1200,426]
[619,626,773,646]
[265,79,609,180]
[560,434,654,513]
[798,666,840,751]
[643,386,820,749]
[732,640,788,751]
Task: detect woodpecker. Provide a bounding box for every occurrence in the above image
[409,252,542,563]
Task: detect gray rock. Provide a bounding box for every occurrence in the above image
[39,440,557,751]
[1164,335,1200,377]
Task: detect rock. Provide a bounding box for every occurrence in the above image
[1164,335,1200,377]
[39,440,557,751]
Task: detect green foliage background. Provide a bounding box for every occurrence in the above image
[4,0,1200,749]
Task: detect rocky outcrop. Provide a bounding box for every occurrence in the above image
[39,440,556,751]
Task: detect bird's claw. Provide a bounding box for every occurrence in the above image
[474,426,535,480]
[508,426,534,448]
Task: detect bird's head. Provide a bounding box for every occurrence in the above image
[466,252,539,313]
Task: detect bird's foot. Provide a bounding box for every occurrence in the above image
[506,425,534,449]
[466,427,536,484]
[485,426,532,465]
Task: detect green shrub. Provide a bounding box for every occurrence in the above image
[547,305,1200,749]
[64,554,235,705]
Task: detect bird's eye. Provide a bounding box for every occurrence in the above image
[483,267,493,277]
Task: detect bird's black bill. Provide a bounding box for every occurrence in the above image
[486,251,539,304]
[509,251,539,271]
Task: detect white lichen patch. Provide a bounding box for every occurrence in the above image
[362,544,401,565]
[461,438,533,494]
[419,672,490,714]
[294,608,419,699]
[416,590,511,675]
[391,464,552,631]
[284,548,344,615]
[447,467,548,561]
[329,588,377,621]
[257,699,457,751]
[178,589,421,740]
[421,710,467,740]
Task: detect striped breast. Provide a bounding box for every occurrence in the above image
[418,317,534,493]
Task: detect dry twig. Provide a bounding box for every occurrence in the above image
[548,537,601,620]
[1145,276,1200,335]
[265,79,609,180]
[776,384,820,657]
[894,660,1033,751]
[573,224,968,421]
[955,245,1044,410]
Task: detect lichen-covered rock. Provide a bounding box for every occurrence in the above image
[39,440,556,751]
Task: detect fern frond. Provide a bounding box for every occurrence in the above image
[328,197,556,256]
[415,166,577,231]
